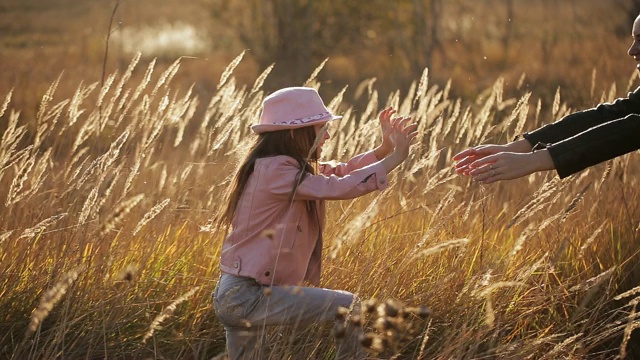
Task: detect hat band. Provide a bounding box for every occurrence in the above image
[272,111,331,126]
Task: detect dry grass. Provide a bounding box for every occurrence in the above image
[1,54,640,359]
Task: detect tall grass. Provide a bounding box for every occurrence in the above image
[1,55,640,359]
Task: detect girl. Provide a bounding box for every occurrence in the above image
[213,87,417,359]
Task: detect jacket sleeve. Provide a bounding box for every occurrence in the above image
[546,113,640,178]
[523,86,640,147]
[318,150,379,177]
[267,156,388,200]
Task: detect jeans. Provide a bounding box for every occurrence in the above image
[213,273,363,360]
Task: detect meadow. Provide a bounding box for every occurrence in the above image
[1,49,640,359]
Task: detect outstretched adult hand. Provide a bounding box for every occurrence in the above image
[453,145,511,175]
[453,139,534,176]
[465,150,555,184]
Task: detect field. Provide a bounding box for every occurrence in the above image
[3,1,640,359]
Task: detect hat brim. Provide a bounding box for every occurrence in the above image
[251,115,342,134]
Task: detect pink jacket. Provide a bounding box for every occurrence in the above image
[219,150,389,286]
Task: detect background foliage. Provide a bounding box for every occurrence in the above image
[3,1,640,359]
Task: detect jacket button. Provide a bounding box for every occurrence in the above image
[233,262,239,268]
[297,225,303,232]
[264,271,271,277]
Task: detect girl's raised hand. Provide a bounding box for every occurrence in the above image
[378,107,397,154]
[378,116,419,173]
[389,116,418,159]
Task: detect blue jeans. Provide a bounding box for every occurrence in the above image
[213,273,363,359]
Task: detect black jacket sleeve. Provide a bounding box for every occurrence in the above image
[523,86,640,146]
[546,114,640,178]
[521,86,640,178]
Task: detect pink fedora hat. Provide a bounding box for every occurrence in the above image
[251,87,342,134]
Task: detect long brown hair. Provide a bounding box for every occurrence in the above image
[220,125,319,226]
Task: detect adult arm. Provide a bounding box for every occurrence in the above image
[468,113,640,182]
[456,87,640,177]
[524,87,640,146]
[546,113,640,178]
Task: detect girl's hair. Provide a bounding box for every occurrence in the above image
[220,125,319,226]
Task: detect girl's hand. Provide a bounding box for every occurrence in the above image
[389,116,418,159]
[379,116,418,173]
[376,107,397,157]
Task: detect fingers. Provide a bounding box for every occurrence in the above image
[452,148,477,161]
[391,116,412,131]
[472,167,502,183]
[454,145,503,161]
[467,154,498,171]
[453,145,509,177]
[379,107,396,122]
[454,156,476,174]
[454,152,500,178]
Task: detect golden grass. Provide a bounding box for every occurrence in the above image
[1,55,640,359]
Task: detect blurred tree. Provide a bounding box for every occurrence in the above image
[408,0,445,74]
[614,0,640,36]
[211,0,315,86]
[210,0,443,90]
[502,0,514,54]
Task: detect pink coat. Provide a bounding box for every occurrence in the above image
[219,150,389,286]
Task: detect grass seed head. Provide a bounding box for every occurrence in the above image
[359,333,387,353]
[359,333,375,348]
[406,305,431,319]
[117,263,139,283]
[333,322,346,339]
[349,315,362,327]
[335,306,349,321]
[363,299,377,314]
[379,299,401,318]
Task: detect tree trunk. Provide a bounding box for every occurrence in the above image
[270,0,314,87]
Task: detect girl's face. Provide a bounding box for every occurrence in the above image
[314,123,331,157]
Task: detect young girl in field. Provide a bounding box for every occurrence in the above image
[213,87,417,359]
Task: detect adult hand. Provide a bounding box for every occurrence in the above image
[453,139,533,175]
[453,144,512,175]
[466,150,555,184]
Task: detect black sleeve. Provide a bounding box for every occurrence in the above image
[523,86,640,147]
[546,113,640,178]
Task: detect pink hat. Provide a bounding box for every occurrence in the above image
[251,87,342,134]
